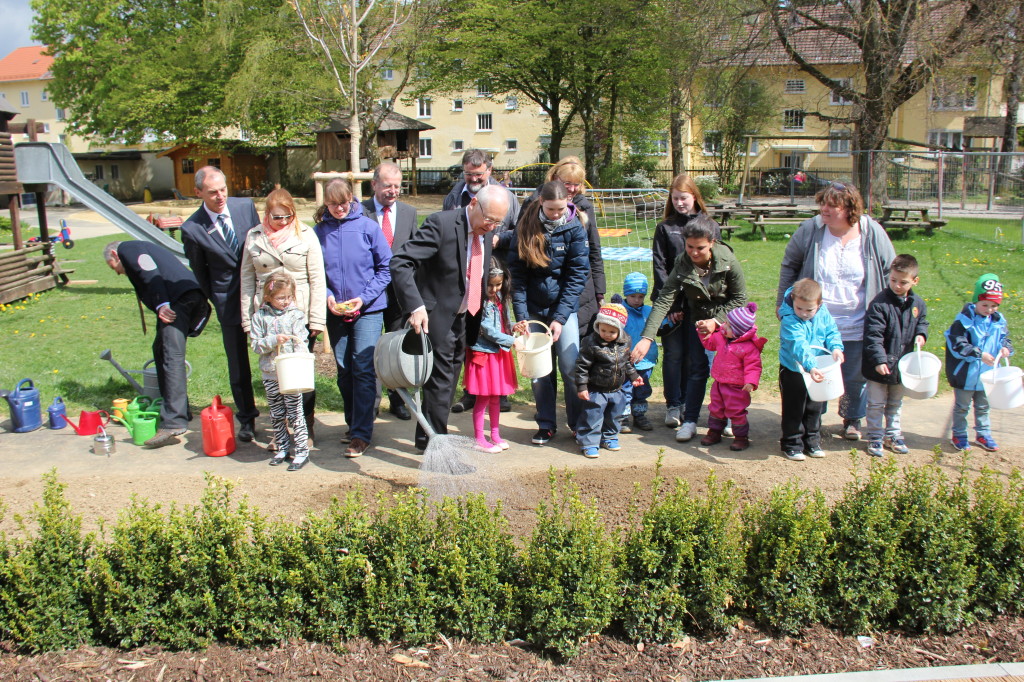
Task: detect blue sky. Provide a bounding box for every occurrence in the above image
[4,0,40,52]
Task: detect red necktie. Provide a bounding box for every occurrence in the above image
[467,235,483,315]
[381,206,394,247]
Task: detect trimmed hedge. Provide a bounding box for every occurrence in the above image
[2,460,1024,656]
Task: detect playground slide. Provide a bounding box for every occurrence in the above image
[14,142,185,258]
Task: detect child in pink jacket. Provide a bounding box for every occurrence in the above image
[698,302,766,450]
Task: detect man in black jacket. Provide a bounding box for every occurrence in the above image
[105,241,211,447]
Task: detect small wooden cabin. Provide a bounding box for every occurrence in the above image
[315,109,435,172]
[158,142,269,198]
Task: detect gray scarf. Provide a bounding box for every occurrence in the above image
[539,209,569,233]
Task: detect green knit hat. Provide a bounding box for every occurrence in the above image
[973,273,1003,303]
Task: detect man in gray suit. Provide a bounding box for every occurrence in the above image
[180,166,260,441]
[363,161,418,420]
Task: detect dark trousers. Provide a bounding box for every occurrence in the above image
[221,322,258,423]
[779,365,824,452]
[154,291,205,429]
[416,312,466,449]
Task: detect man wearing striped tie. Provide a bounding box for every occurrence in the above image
[181,166,261,442]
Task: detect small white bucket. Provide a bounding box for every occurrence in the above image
[800,345,844,402]
[898,349,942,399]
[275,351,315,394]
[980,358,1024,410]
[515,320,553,379]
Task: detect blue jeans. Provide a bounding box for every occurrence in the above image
[532,313,581,431]
[576,389,627,448]
[660,322,689,408]
[682,322,710,424]
[327,310,383,442]
[622,367,653,416]
[952,387,991,438]
[838,339,867,422]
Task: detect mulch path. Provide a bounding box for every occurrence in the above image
[3,617,1021,680]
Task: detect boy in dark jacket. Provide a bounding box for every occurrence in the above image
[574,303,643,459]
[862,254,929,457]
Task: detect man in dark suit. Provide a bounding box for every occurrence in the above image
[390,184,509,451]
[105,240,211,447]
[363,161,419,421]
[180,166,260,441]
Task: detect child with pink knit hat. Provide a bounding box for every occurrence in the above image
[698,302,767,450]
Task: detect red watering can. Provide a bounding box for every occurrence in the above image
[62,409,111,436]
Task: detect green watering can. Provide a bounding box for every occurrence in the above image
[113,411,160,445]
[123,396,162,427]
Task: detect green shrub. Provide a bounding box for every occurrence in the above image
[0,470,94,652]
[742,482,831,634]
[969,469,1024,618]
[825,457,903,633]
[519,472,618,657]
[891,464,976,633]
[694,175,720,202]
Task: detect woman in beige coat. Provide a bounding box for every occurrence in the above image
[241,188,327,441]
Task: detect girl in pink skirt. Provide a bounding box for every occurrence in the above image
[464,259,518,453]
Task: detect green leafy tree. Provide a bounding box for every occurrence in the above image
[698,76,776,187]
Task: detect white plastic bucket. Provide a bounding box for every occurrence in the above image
[980,359,1024,410]
[514,320,553,379]
[275,352,315,394]
[800,345,844,402]
[898,349,942,399]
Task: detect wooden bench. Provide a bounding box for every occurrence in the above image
[748,213,813,241]
[634,201,662,218]
[147,215,184,239]
[881,219,946,236]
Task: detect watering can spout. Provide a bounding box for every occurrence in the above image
[99,349,147,395]
[61,414,83,435]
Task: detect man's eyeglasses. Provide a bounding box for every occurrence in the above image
[270,214,293,221]
[481,217,504,227]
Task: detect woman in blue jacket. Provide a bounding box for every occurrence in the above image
[509,181,590,445]
[314,178,391,458]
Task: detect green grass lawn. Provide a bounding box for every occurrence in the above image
[2,228,1022,414]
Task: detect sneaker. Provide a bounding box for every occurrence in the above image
[633,414,654,431]
[843,419,862,441]
[532,428,555,445]
[805,447,826,458]
[784,449,806,461]
[951,435,970,452]
[723,420,734,438]
[581,446,600,459]
[675,421,697,442]
[619,417,632,434]
[884,437,909,454]
[473,440,502,454]
[665,406,682,428]
[601,438,621,451]
[491,438,510,451]
[975,435,999,452]
[867,440,884,457]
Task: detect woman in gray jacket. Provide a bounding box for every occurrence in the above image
[775,182,895,442]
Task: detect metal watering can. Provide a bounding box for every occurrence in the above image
[373,327,436,439]
[112,411,160,445]
[99,349,192,400]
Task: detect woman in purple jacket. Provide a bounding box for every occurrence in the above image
[314,178,392,457]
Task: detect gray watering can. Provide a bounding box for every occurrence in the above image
[374,326,435,439]
[100,349,191,399]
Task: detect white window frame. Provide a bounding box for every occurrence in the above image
[20,91,29,107]
[452,139,464,152]
[418,137,432,158]
[928,129,963,151]
[379,98,392,109]
[828,131,851,156]
[452,99,464,112]
[782,109,805,131]
[505,95,518,110]
[417,98,431,118]
[652,133,669,156]
[40,90,48,102]
[476,80,492,97]
[55,107,66,121]
[42,123,50,134]
[477,113,493,131]
[830,78,853,105]
[703,131,723,156]
[380,67,394,80]
[505,139,518,152]
[784,79,806,94]
[931,76,978,111]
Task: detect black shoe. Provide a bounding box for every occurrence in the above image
[451,392,475,414]
[238,420,255,442]
[500,396,511,413]
[144,428,187,448]
[531,428,555,445]
[287,456,308,471]
[389,401,411,421]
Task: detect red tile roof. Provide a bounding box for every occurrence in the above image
[0,46,53,83]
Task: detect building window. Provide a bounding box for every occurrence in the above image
[931,76,978,111]
[477,113,493,131]
[784,79,806,94]
[505,139,518,152]
[928,130,963,151]
[505,96,518,110]
[782,109,805,131]
[55,107,65,121]
[828,131,851,156]
[94,165,104,180]
[58,134,67,145]
[42,123,50,133]
[380,67,393,80]
[181,159,195,174]
[40,90,48,102]
[111,164,120,180]
[452,99,463,112]
[20,91,29,107]
[476,80,492,97]
[239,127,250,141]
[379,98,392,109]
[417,98,431,118]
[653,133,669,156]
[830,78,853,105]
[703,131,722,156]
[208,158,221,168]
[453,139,464,152]
[418,138,432,158]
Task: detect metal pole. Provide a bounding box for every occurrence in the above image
[986,150,997,211]
[739,136,753,204]
[867,151,873,214]
[937,150,943,219]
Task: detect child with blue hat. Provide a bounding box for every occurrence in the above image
[616,271,659,431]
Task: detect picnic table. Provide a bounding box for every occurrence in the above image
[879,205,947,235]
[709,205,815,241]
[147,214,184,240]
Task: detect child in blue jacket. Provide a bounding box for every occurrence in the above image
[945,273,1013,452]
[617,272,658,432]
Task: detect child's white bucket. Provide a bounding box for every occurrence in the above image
[980,358,1024,410]
[898,348,942,399]
[514,321,553,379]
[275,341,315,395]
[800,345,844,402]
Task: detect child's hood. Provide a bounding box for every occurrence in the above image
[778,286,797,318]
[730,324,768,351]
[957,301,1003,326]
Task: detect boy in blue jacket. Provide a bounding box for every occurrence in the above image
[778,278,845,461]
[945,273,1013,452]
[616,272,658,432]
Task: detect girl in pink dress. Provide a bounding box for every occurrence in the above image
[464,259,518,453]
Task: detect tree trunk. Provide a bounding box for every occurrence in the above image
[998,48,1023,194]
[598,85,619,182]
[670,85,685,176]
[853,108,892,207]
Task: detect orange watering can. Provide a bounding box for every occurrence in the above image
[62,409,110,436]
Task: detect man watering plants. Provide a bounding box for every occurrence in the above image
[104,241,210,447]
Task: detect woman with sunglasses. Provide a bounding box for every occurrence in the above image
[313,178,392,457]
[240,188,326,444]
[776,182,895,442]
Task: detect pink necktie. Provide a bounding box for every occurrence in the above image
[467,235,483,315]
[381,206,394,247]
